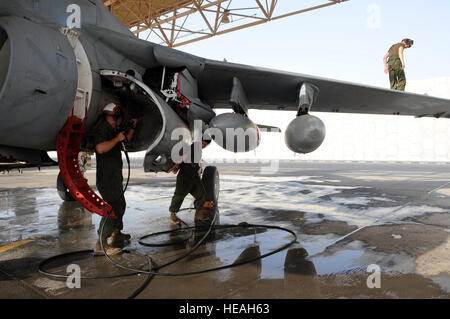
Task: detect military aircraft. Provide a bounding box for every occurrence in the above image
[1,0,449,217]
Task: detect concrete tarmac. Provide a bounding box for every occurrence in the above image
[0,161,449,299]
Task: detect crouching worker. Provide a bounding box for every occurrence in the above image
[168,139,212,225]
[93,103,137,256]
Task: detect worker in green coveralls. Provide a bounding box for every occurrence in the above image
[168,139,212,226]
[92,102,137,256]
[384,38,414,91]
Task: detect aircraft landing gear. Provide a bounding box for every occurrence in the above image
[57,172,74,201]
[202,166,220,205]
[56,152,90,202]
[196,166,220,225]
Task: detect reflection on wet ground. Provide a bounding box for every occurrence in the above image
[0,162,450,298]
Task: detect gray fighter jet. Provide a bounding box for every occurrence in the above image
[1,0,449,216]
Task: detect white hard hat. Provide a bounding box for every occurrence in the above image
[103,102,120,115]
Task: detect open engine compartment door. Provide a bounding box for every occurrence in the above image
[100,70,191,173]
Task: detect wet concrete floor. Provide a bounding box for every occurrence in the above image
[0,161,449,298]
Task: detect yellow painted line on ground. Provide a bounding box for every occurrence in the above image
[0,237,39,254]
[0,217,93,253]
[61,217,93,230]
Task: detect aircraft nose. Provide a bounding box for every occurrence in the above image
[0,26,10,94]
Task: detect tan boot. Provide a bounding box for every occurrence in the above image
[170,212,181,225]
[110,229,131,246]
[195,209,211,222]
[195,201,215,222]
[94,238,122,256]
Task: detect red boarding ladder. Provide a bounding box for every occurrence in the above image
[57,95,115,218]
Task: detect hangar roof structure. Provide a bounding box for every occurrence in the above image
[102,0,349,47]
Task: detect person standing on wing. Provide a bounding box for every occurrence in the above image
[384,38,414,91]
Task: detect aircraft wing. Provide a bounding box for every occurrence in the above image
[196,60,450,118]
[84,25,450,118]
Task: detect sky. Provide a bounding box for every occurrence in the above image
[135,0,450,162]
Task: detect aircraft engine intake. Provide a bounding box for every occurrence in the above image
[0,17,78,150]
[284,114,326,154]
[208,113,261,152]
